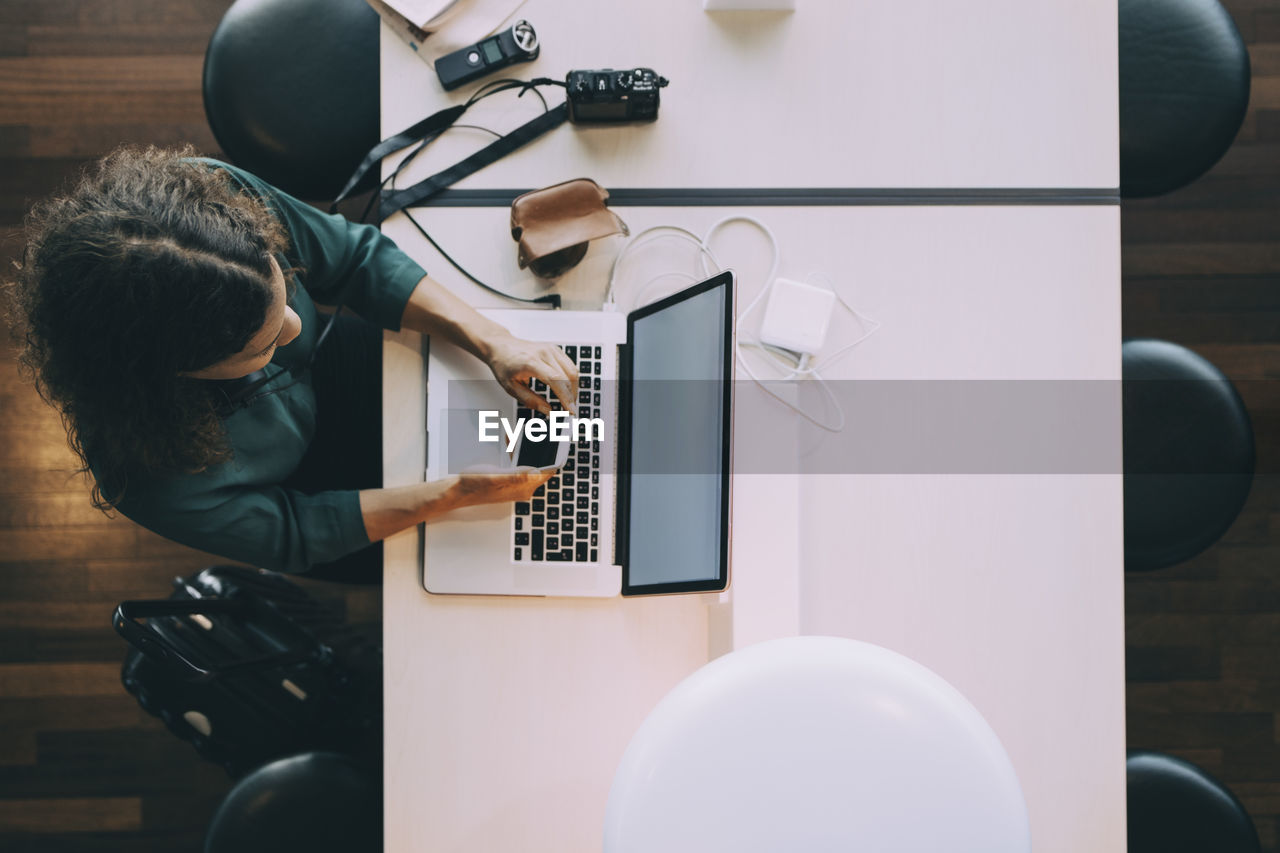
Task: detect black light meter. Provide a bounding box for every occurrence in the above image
[434,20,540,91]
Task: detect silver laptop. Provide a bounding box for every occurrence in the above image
[423,271,735,597]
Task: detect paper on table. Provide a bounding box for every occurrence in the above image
[370,0,528,65]
[374,0,465,30]
[366,0,431,55]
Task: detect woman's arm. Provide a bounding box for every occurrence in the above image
[399,275,580,415]
[358,468,554,543]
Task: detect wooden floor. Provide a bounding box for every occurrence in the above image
[1121,2,1280,849]
[0,0,1278,850]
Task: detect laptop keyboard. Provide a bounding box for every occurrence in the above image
[512,345,604,563]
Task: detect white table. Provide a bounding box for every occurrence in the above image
[380,4,1124,853]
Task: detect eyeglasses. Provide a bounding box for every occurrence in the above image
[212,303,344,417]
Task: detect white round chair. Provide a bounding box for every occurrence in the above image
[604,636,1031,853]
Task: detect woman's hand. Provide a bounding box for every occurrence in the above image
[359,467,555,543]
[484,333,579,415]
[448,467,556,510]
[397,276,580,414]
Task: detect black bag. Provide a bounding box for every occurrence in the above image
[114,566,381,777]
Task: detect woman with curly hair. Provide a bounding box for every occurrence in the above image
[6,147,576,582]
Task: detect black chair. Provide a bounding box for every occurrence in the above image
[1128,750,1261,853]
[202,0,381,200]
[1119,0,1251,198]
[1123,339,1254,571]
[205,751,382,853]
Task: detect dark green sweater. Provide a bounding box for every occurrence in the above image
[103,161,425,572]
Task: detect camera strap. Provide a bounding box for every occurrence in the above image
[378,103,567,221]
[331,79,567,222]
[330,104,469,210]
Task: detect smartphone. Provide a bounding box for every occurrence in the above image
[510,418,571,470]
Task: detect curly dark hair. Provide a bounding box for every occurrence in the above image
[4,146,290,509]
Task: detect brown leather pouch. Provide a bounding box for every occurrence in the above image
[510,178,629,278]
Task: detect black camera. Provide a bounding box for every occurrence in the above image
[565,68,669,123]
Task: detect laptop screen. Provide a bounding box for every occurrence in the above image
[619,271,733,595]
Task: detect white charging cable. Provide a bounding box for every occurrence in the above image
[605,226,722,311]
[734,273,881,431]
[605,216,880,432]
[798,271,882,373]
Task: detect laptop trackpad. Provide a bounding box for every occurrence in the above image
[514,563,600,590]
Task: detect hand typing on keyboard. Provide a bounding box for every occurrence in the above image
[359,281,581,545]
[484,334,579,416]
[510,342,604,564]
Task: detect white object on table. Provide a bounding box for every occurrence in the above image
[371,0,528,65]
[604,635,1030,853]
[373,0,464,30]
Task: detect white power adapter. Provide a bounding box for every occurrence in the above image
[758,277,836,356]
